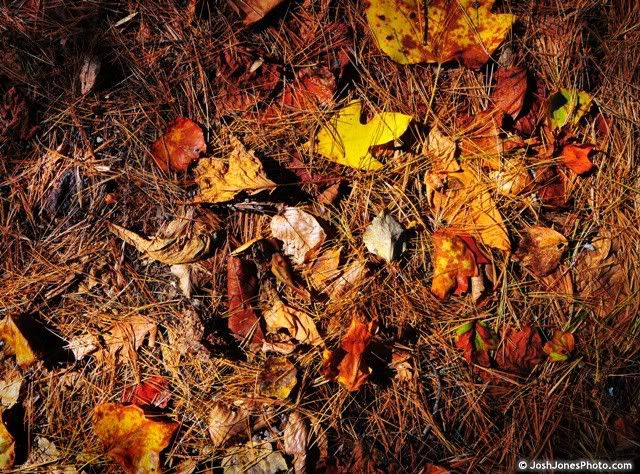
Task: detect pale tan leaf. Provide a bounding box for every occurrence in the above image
[222,441,288,474]
[270,208,326,265]
[170,264,193,298]
[283,411,308,474]
[423,126,459,172]
[326,259,367,300]
[305,247,342,292]
[363,211,404,262]
[0,369,22,409]
[263,298,323,348]
[0,413,14,470]
[79,55,100,95]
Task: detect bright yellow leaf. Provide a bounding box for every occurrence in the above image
[310,100,412,170]
[366,0,515,68]
[93,403,178,474]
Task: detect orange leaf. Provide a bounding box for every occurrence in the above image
[491,67,528,119]
[559,143,595,175]
[93,403,178,474]
[321,318,376,391]
[455,320,497,367]
[227,256,263,345]
[122,376,171,409]
[0,316,37,369]
[228,0,286,25]
[150,117,205,173]
[543,331,575,362]
[495,325,544,375]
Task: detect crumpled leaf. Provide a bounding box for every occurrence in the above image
[263,298,323,351]
[309,100,412,170]
[457,110,506,164]
[0,369,22,409]
[270,208,326,265]
[366,0,515,68]
[227,256,264,345]
[548,89,592,130]
[495,325,544,375]
[0,315,37,369]
[258,357,297,399]
[170,264,193,298]
[109,208,219,265]
[208,401,249,448]
[122,375,171,409]
[193,135,275,203]
[390,349,416,382]
[270,253,310,300]
[455,320,497,367]
[559,143,595,175]
[491,67,528,119]
[150,117,205,173]
[222,441,288,474]
[321,318,376,391]
[363,210,405,262]
[431,230,488,300]
[0,412,14,470]
[228,0,287,25]
[283,411,308,474]
[514,226,567,277]
[543,330,575,362]
[93,403,178,474]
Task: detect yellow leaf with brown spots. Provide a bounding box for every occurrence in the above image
[366,0,515,68]
[93,403,178,474]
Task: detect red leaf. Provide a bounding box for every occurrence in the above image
[227,256,263,345]
[492,67,528,119]
[559,143,595,175]
[495,326,544,375]
[455,321,497,367]
[122,375,171,409]
[150,117,205,173]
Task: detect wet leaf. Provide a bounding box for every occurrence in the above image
[283,411,308,474]
[455,320,497,367]
[543,331,575,362]
[270,208,326,265]
[93,403,178,474]
[0,315,37,369]
[193,135,275,203]
[228,0,287,25]
[495,325,544,375]
[227,256,264,345]
[363,210,405,262]
[221,441,288,474]
[310,100,412,170]
[559,143,595,175]
[122,375,171,409]
[0,412,14,470]
[366,0,515,68]
[150,117,205,173]
[263,298,323,349]
[208,401,249,448]
[258,357,297,399]
[491,67,528,119]
[514,226,567,277]
[548,89,592,130]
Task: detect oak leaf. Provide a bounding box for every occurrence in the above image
[0,315,37,369]
[258,357,297,399]
[270,208,326,265]
[122,375,171,409]
[363,211,405,262]
[514,226,567,277]
[310,100,412,170]
[93,403,178,474]
[150,117,205,173]
[455,321,497,367]
[227,256,264,345]
[366,0,515,68]
[495,325,544,375]
[0,413,14,470]
[543,331,575,362]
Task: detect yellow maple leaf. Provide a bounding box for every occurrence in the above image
[93,403,178,474]
[193,135,275,203]
[309,100,412,170]
[366,0,515,68]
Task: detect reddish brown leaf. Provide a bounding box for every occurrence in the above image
[458,110,505,164]
[150,117,205,173]
[227,256,263,345]
[122,375,171,409]
[536,166,570,208]
[1,87,37,142]
[492,67,528,119]
[514,79,545,136]
[495,326,544,375]
[514,226,567,277]
[228,0,286,25]
[543,330,575,362]
[559,143,595,175]
[455,321,497,367]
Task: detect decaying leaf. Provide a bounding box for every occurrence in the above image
[93,403,178,474]
[548,89,592,130]
[488,158,531,196]
[263,298,323,351]
[283,411,308,474]
[227,256,264,345]
[514,226,567,276]
[79,54,100,95]
[491,67,528,119]
[321,318,376,391]
[455,320,497,367]
[543,330,575,362]
[559,143,595,175]
[0,315,37,369]
[208,401,249,448]
[495,325,544,375]
[431,230,488,300]
[270,253,311,300]
[193,135,276,203]
[0,413,14,470]
[221,441,288,474]
[228,0,287,25]
[122,375,171,409]
[26,435,61,466]
[310,100,412,170]
[109,208,219,265]
[0,369,22,409]
[366,0,515,68]
[258,357,297,399]
[170,264,194,298]
[390,348,416,382]
[101,315,158,374]
[270,208,326,265]
[150,117,206,173]
[422,125,459,173]
[363,210,405,262]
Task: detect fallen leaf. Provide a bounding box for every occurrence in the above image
[258,357,297,399]
[66,333,100,361]
[363,210,405,262]
[263,298,323,349]
[422,126,459,173]
[270,253,310,300]
[431,229,488,300]
[228,0,286,25]
[0,87,37,142]
[270,207,326,265]
[283,411,308,474]
[227,256,264,345]
[101,315,158,375]
[559,143,595,175]
[0,369,22,408]
[455,320,497,367]
[488,158,531,197]
[495,325,544,375]
[390,349,416,382]
[457,110,506,164]
[515,78,545,136]
[491,67,528,119]
[548,89,592,130]
[0,315,37,369]
[122,375,171,409]
[325,259,368,300]
[514,226,567,277]
[543,331,575,362]
[221,441,288,474]
[366,0,515,68]
[79,55,100,95]
[93,403,178,474]
[536,165,570,208]
[321,318,376,391]
[423,465,451,474]
[26,435,61,466]
[170,264,193,298]
[304,247,342,292]
[208,401,249,448]
[310,100,412,170]
[150,117,205,173]
[0,413,14,470]
[193,135,276,203]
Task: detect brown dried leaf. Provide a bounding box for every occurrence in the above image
[0,413,14,470]
[122,375,171,409]
[270,208,326,265]
[514,226,567,276]
[228,0,286,25]
[495,325,544,375]
[263,298,323,349]
[208,401,249,448]
[284,411,308,474]
[304,248,342,292]
[258,356,297,399]
[79,55,100,95]
[491,67,528,119]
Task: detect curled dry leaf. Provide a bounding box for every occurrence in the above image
[366,0,515,68]
[150,117,205,173]
[263,298,323,350]
[559,143,595,175]
[0,413,14,470]
[228,0,287,25]
[0,315,37,369]
[514,226,567,277]
[93,403,178,474]
[221,440,288,474]
[258,356,297,399]
[227,256,263,345]
[363,210,405,263]
[0,369,22,409]
[548,89,592,130]
[270,207,326,265]
[543,331,575,362]
[193,135,275,203]
[491,67,528,119]
[284,411,308,474]
[208,401,249,448]
[458,110,506,163]
[309,100,412,170]
[122,375,171,409]
[495,325,544,375]
[391,348,415,382]
[170,264,193,298]
[455,320,497,367]
[26,435,61,466]
[322,318,376,391]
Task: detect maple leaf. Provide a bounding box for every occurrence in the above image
[366,0,515,68]
[258,356,297,399]
[548,89,592,130]
[491,67,528,119]
[455,320,497,367]
[495,325,544,375]
[321,318,376,391]
[122,376,171,409]
[514,226,567,277]
[150,117,205,173]
[543,330,575,362]
[0,315,37,369]
[227,256,264,346]
[559,143,595,175]
[93,403,178,474]
[309,100,412,170]
[270,207,326,265]
[228,0,287,25]
[0,413,14,470]
[193,135,275,203]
